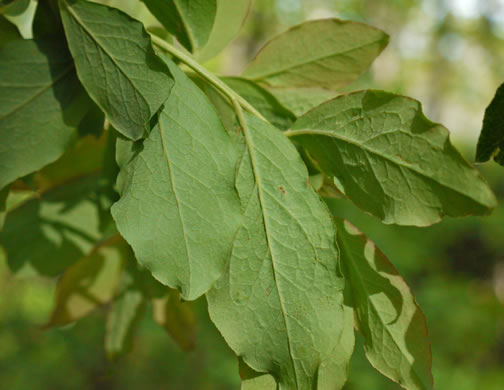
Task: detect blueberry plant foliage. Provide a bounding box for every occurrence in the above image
[0,1,498,389]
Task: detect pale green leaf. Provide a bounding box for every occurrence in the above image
[0,37,88,190]
[335,218,433,390]
[47,234,124,326]
[142,0,216,54]
[207,113,345,390]
[59,0,174,140]
[475,83,504,165]
[153,289,195,351]
[265,87,339,117]
[238,358,277,390]
[223,77,296,130]
[197,0,251,62]
[243,19,389,89]
[112,59,242,300]
[288,90,497,226]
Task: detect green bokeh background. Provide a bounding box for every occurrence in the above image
[2,0,504,388]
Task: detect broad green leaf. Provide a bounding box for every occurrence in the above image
[112,59,242,300]
[238,358,276,390]
[0,15,20,45]
[0,37,88,190]
[242,19,389,89]
[153,289,195,351]
[142,0,216,54]
[47,234,124,326]
[197,0,251,62]
[266,87,339,117]
[0,135,114,276]
[59,0,174,140]
[335,219,433,390]
[207,113,345,390]
[223,77,296,130]
[475,83,504,165]
[287,90,497,226]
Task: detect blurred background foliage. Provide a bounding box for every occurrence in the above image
[1,0,504,388]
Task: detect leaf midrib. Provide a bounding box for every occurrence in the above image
[245,37,385,81]
[241,122,300,389]
[285,128,488,208]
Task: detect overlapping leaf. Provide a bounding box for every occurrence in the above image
[243,19,389,90]
[0,15,19,45]
[475,83,504,166]
[287,90,497,226]
[207,113,346,389]
[59,0,174,140]
[143,0,216,54]
[0,37,87,190]
[112,59,242,300]
[335,219,433,390]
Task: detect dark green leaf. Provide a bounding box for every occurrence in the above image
[59,0,174,140]
[207,113,345,389]
[153,289,195,351]
[335,218,433,390]
[0,15,20,45]
[32,0,61,37]
[243,19,389,89]
[223,77,296,130]
[112,59,242,300]
[475,83,504,165]
[288,90,497,226]
[0,0,29,15]
[142,0,216,54]
[0,37,88,190]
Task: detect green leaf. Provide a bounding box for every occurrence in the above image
[197,0,251,62]
[207,113,345,389]
[475,83,504,165]
[335,218,433,390]
[223,77,296,130]
[0,185,8,230]
[112,59,242,300]
[32,0,61,37]
[153,289,195,351]
[266,87,339,117]
[142,0,216,54]
[47,234,124,327]
[0,0,29,15]
[238,358,276,390]
[0,135,114,276]
[0,37,88,190]
[0,15,20,45]
[242,19,389,89]
[287,90,497,226]
[59,0,174,140]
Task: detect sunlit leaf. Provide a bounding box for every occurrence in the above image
[288,90,497,226]
[243,19,388,89]
[335,218,433,390]
[112,59,242,300]
[207,113,345,389]
[59,0,174,140]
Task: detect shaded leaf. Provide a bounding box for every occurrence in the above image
[0,0,29,15]
[59,0,174,140]
[266,87,338,117]
[0,135,114,276]
[153,289,195,351]
[243,19,388,89]
[47,234,124,326]
[112,59,242,300]
[335,218,433,390]
[32,0,61,37]
[0,15,20,45]
[223,77,296,130]
[288,90,497,226]
[207,113,345,389]
[475,83,504,165]
[0,37,88,190]
[0,185,8,230]
[197,0,251,62]
[238,358,277,390]
[143,0,216,54]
